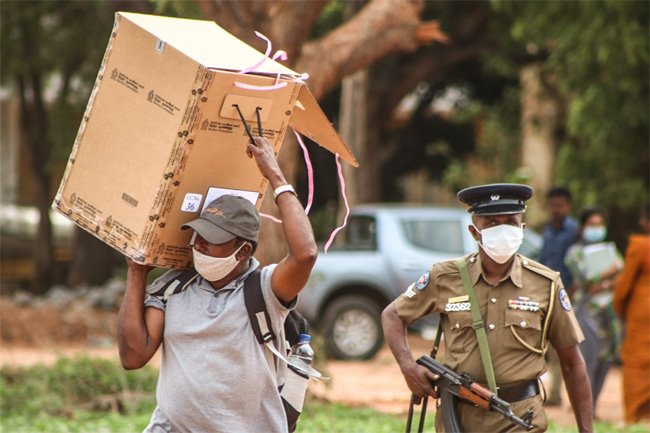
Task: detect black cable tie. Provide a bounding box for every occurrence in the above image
[232,104,255,143]
[255,106,263,137]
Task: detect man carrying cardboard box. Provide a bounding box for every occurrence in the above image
[118,135,317,433]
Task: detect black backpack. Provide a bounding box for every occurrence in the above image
[152,268,309,432]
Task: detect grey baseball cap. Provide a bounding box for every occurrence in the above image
[182,195,260,244]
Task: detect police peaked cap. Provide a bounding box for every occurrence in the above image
[457,183,533,216]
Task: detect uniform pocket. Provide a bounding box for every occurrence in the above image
[504,310,543,351]
[446,312,474,354]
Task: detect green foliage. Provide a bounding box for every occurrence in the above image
[2,391,644,433]
[0,356,158,417]
[310,0,348,39]
[491,0,649,213]
[154,0,204,19]
[308,205,340,243]
[0,355,641,433]
[0,0,117,171]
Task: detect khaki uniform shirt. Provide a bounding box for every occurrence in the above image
[396,253,584,386]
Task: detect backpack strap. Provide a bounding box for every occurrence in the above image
[243,270,277,345]
[149,268,199,304]
[243,269,322,380]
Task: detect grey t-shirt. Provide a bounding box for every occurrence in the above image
[142,259,291,433]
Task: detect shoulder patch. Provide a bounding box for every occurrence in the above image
[415,271,430,290]
[558,288,572,311]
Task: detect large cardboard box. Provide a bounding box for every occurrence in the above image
[53,12,357,268]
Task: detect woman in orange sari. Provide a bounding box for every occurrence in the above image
[613,205,650,424]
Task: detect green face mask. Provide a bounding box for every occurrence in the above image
[583,226,607,243]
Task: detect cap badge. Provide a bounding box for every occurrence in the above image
[205,207,226,218]
[490,194,500,201]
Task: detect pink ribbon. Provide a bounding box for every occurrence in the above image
[239,31,272,74]
[294,130,314,214]
[324,154,350,253]
[235,33,295,91]
[238,31,351,251]
[260,212,283,224]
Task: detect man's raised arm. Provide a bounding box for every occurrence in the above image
[247,136,318,303]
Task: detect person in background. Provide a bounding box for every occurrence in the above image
[538,186,579,406]
[613,204,650,425]
[565,207,623,414]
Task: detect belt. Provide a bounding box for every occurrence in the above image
[497,379,540,403]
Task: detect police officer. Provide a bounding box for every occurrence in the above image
[381,184,593,433]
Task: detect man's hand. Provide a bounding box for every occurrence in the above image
[403,363,440,403]
[381,303,439,404]
[125,257,154,277]
[247,136,284,185]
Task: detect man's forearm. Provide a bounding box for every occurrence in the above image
[118,268,150,368]
[564,372,593,432]
[381,304,415,370]
[558,346,593,433]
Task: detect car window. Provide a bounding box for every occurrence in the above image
[335,216,377,251]
[400,219,464,255]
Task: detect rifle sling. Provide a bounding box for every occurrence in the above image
[456,258,498,394]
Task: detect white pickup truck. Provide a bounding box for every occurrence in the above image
[296,204,542,360]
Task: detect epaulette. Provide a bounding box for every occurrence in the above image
[519,255,561,282]
[435,253,478,277]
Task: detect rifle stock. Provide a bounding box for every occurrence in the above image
[416,355,533,431]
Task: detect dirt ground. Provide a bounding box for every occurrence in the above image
[0,298,629,428]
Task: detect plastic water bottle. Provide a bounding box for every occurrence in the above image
[281,333,313,416]
[288,333,314,375]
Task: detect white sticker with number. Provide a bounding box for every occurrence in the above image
[181,193,203,212]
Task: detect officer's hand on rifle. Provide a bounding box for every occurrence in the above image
[403,362,440,403]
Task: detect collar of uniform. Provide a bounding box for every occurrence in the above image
[471,253,524,288]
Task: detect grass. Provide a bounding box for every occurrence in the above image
[1,357,648,433]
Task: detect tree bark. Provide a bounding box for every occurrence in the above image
[296,0,427,100]
[339,70,367,207]
[520,63,563,226]
[16,73,53,294]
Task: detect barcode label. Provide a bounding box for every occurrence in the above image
[122,193,138,208]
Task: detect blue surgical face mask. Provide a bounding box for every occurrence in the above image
[583,226,607,243]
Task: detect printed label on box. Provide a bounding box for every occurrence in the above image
[181,193,203,212]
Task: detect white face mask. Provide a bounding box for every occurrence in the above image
[192,243,247,281]
[474,224,524,264]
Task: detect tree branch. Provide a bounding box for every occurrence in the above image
[296,0,428,99]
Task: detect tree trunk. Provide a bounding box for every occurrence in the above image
[16,73,54,294]
[520,63,562,226]
[339,70,368,207]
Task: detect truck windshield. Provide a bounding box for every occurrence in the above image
[400,219,464,254]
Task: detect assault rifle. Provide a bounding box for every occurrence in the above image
[405,355,534,433]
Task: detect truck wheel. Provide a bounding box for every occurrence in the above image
[322,295,384,360]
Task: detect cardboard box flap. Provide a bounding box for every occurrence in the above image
[118,12,296,76]
[290,85,359,167]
